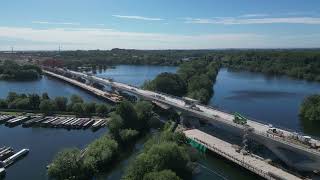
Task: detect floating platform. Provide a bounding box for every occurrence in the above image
[0,114,108,130]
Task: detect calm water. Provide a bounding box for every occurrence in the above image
[210,68,320,136]
[94,65,177,87]
[1,65,320,180]
[0,65,177,180]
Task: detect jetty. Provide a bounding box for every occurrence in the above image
[0,114,108,131]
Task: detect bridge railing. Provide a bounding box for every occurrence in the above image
[191,137,272,180]
[47,68,320,142]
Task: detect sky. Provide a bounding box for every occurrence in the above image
[0,0,320,50]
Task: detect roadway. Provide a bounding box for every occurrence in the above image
[48,68,320,161]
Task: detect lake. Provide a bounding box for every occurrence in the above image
[1,65,320,180]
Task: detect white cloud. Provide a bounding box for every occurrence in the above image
[185,17,320,25]
[32,21,80,25]
[240,14,269,18]
[112,15,163,21]
[0,26,319,50]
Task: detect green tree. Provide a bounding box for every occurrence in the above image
[143,170,181,180]
[108,113,124,139]
[15,98,30,110]
[72,103,85,116]
[95,104,109,117]
[28,93,41,109]
[134,101,154,131]
[70,94,84,104]
[6,92,18,103]
[83,102,96,115]
[116,101,139,129]
[123,142,190,180]
[119,129,139,143]
[42,92,50,100]
[47,148,89,180]
[0,99,8,109]
[39,99,56,115]
[83,136,118,173]
[300,94,320,122]
[143,73,186,96]
[54,96,68,111]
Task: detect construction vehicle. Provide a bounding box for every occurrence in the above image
[233,112,248,125]
[267,127,284,138]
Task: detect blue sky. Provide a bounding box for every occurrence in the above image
[0,0,320,50]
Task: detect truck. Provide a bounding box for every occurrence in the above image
[233,112,247,125]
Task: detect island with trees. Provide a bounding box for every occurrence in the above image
[0,60,42,81]
[143,59,220,104]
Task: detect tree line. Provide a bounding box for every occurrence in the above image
[0,60,42,80]
[122,121,195,180]
[47,100,159,179]
[0,92,110,117]
[215,50,320,82]
[33,49,217,69]
[143,59,221,104]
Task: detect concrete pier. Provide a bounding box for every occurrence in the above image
[184,129,302,180]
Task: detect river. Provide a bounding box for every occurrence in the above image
[1,65,320,180]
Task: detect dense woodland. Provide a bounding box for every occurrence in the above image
[143,59,221,104]
[35,49,215,68]
[0,60,42,80]
[300,94,320,123]
[215,50,320,81]
[123,122,194,180]
[0,92,110,116]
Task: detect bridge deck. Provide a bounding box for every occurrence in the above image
[184,129,302,180]
[44,70,122,103]
[50,69,320,156]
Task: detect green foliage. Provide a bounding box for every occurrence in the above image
[48,135,120,179]
[119,129,139,143]
[39,49,213,68]
[123,124,191,180]
[0,60,42,81]
[15,98,30,110]
[300,94,320,122]
[1,92,108,117]
[134,101,154,131]
[72,103,85,116]
[143,170,181,180]
[28,94,41,109]
[42,92,50,100]
[108,112,124,140]
[0,99,8,109]
[47,148,89,180]
[221,50,320,82]
[123,141,191,180]
[95,104,110,117]
[39,99,56,115]
[144,59,220,103]
[143,73,186,96]
[116,100,139,129]
[7,92,18,103]
[70,94,84,104]
[83,136,118,173]
[83,102,96,115]
[54,96,68,111]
